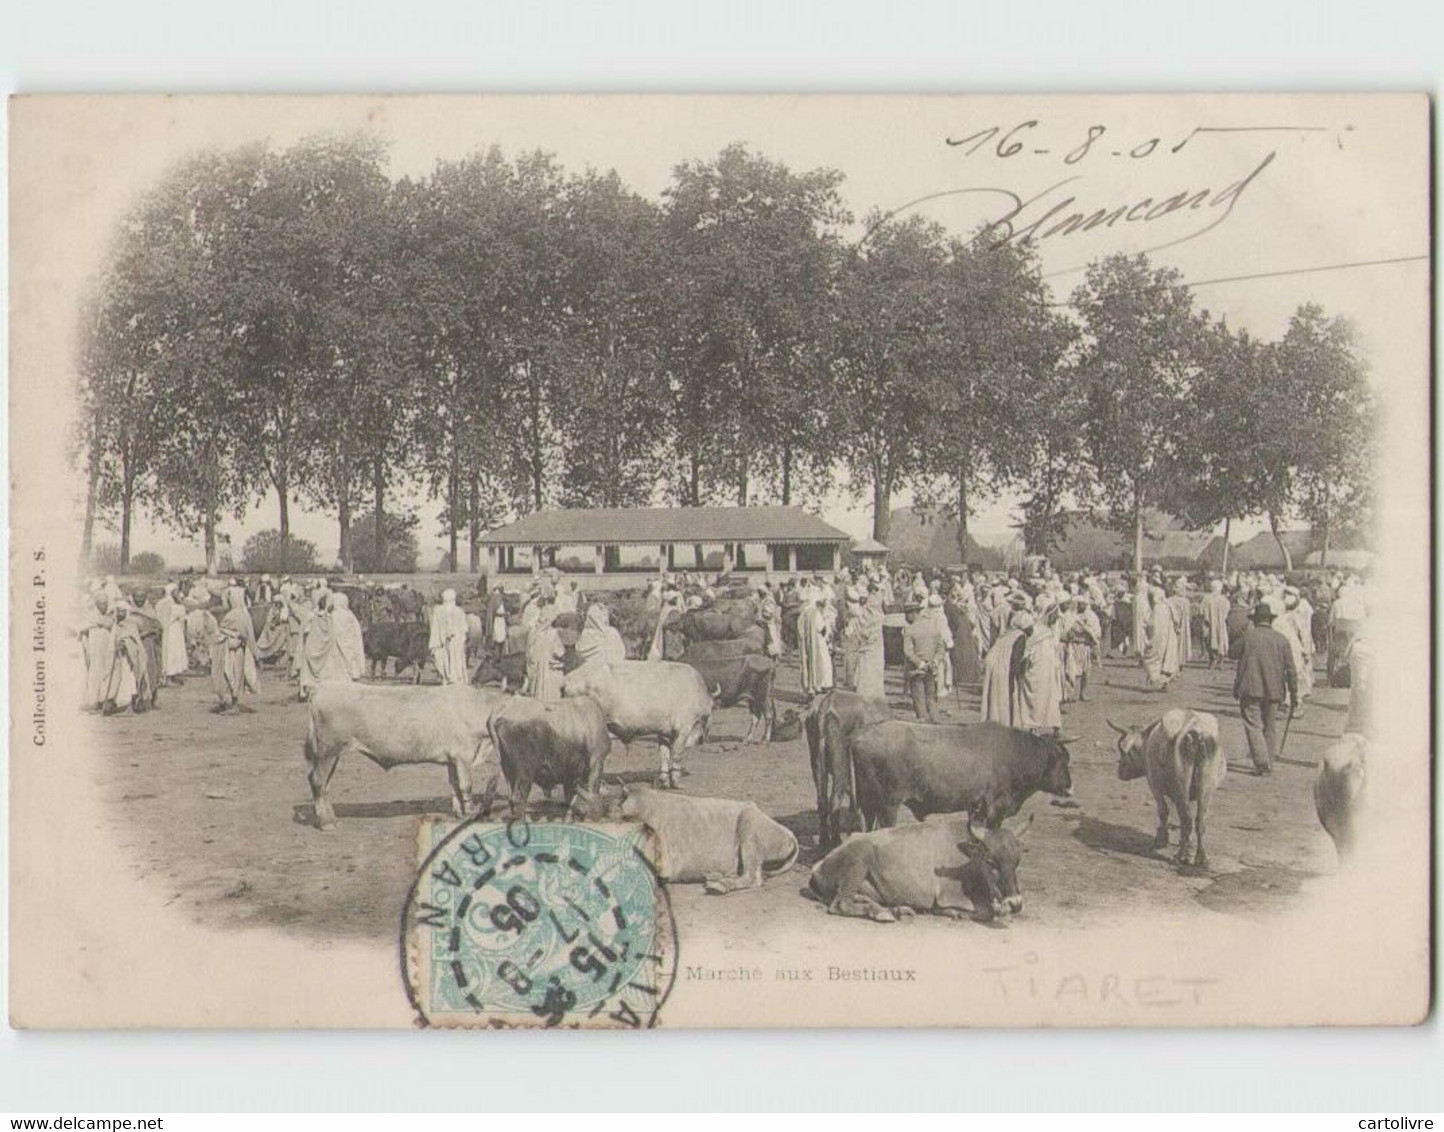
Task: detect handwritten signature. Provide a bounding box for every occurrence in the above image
[869,150,1276,257]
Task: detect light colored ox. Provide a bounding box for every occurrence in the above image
[805,812,1032,923]
[1314,732,1368,861]
[562,659,713,790]
[303,682,507,830]
[1109,708,1227,870]
[613,785,799,894]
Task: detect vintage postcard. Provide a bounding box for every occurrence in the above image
[8,93,1430,1028]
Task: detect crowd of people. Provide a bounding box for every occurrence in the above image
[719,558,1374,770]
[77,573,370,714]
[77,556,1374,776]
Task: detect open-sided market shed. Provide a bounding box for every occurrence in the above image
[479,506,851,590]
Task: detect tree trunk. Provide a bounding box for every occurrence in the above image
[276,477,291,574]
[337,493,352,574]
[689,450,701,506]
[1268,510,1293,572]
[736,456,749,507]
[1132,502,1143,577]
[468,475,481,573]
[1220,516,1231,574]
[119,467,134,571]
[780,445,793,506]
[373,459,386,570]
[872,471,892,543]
[81,437,100,567]
[204,513,219,577]
[447,461,459,573]
[1320,523,1331,568]
[955,472,969,564]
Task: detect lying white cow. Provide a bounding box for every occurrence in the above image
[1315,732,1368,861]
[1110,709,1226,870]
[304,682,507,829]
[805,812,1032,923]
[562,660,712,790]
[614,785,799,894]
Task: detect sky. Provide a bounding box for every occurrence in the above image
[27,93,1429,568]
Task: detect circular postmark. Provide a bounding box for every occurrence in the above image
[401,816,677,1028]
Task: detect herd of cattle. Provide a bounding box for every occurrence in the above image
[295,578,1370,925]
[80,570,1367,926]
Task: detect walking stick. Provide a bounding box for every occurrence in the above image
[1279,702,1294,758]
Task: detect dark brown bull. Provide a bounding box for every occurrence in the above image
[678,629,764,660]
[678,608,757,643]
[364,622,432,682]
[484,695,612,819]
[849,720,1073,831]
[678,648,776,743]
[804,689,893,852]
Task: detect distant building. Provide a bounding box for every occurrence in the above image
[478,506,851,589]
[1229,529,1316,571]
[883,507,1009,571]
[848,536,889,567]
[1047,511,1227,572]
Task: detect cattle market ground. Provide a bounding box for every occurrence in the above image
[86,640,1348,968]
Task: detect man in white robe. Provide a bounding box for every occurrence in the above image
[330,592,367,680]
[1201,579,1231,668]
[981,610,1030,727]
[429,588,470,685]
[797,593,834,698]
[80,593,115,711]
[1018,601,1063,734]
[1279,587,1315,708]
[154,582,188,685]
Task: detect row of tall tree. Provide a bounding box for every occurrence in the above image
[75,135,1376,576]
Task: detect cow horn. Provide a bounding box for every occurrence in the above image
[962,815,987,843]
[1056,733,1081,746]
[710,683,723,700]
[1105,719,1129,736]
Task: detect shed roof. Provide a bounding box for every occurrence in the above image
[479,506,851,547]
[851,537,889,554]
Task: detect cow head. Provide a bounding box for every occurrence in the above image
[771,708,803,742]
[958,812,1031,920]
[1043,738,1074,797]
[1108,719,1149,781]
[470,658,505,690]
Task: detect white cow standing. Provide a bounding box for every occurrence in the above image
[562,659,713,790]
[1110,708,1227,871]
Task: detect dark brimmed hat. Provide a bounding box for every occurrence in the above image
[1251,602,1275,622]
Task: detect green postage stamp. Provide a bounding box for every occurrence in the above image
[403,817,678,1028]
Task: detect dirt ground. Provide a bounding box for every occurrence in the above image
[86,633,1349,963]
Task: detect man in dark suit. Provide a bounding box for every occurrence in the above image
[1233,601,1299,774]
[902,600,945,723]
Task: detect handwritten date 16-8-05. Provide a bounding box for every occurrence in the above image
[946,121,1338,164]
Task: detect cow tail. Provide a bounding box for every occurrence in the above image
[1180,728,1207,803]
[304,706,318,769]
[765,831,802,878]
[486,709,506,777]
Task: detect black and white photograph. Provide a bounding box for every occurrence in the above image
[7,93,1430,1031]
